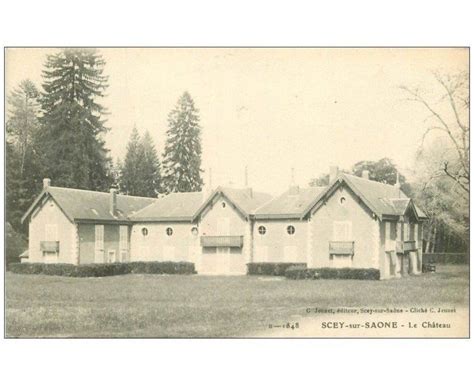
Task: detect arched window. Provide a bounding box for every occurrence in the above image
[222,201,226,208]
[141,227,148,237]
[191,227,198,236]
[166,227,173,236]
[258,226,266,235]
[287,225,295,235]
[340,196,346,205]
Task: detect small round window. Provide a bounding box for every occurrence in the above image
[340,196,346,205]
[191,227,198,236]
[166,227,173,236]
[141,227,148,236]
[222,202,226,208]
[258,226,266,235]
[287,225,295,235]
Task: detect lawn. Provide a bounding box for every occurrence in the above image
[5,265,469,338]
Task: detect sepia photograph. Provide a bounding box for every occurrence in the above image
[4,47,469,338]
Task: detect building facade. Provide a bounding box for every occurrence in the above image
[21,169,427,279]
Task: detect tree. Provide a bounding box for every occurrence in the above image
[6,79,43,233]
[401,71,469,253]
[7,79,40,176]
[400,71,469,195]
[351,158,412,196]
[37,48,112,191]
[309,173,330,187]
[141,131,162,197]
[120,128,162,197]
[162,91,203,193]
[120,127,145,195]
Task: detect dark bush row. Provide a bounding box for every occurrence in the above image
[8,261,196,277]
[285,266,380,280]
[423,253,468,265]
[247,262,307,276]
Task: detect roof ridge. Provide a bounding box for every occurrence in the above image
[49,186,157,200]
[341,173,397,188]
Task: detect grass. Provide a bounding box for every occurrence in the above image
[5,265,469,338]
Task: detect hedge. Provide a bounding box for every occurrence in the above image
[247,262,307,276]
[8,261,196,277]
[285,266,380,280]
[285,265,319,280]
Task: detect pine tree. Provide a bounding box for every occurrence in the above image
[6,79,43,233]
[38,48,111,191]
[120,127,145,195]
[141,131,162,197]
[162,91,203,193]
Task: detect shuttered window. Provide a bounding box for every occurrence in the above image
[95,225,104,262]
[119,225,128,250]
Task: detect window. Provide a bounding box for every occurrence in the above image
[287,225,295,235]
[119,225,128,253]
[166,227,173,236]
[191,227,198,236]
[95,225,104,263]
[339,196,346,205]
[222,201,226,208]
[107,250,116,263]
[142,227,149,237]
[258,226,266,235]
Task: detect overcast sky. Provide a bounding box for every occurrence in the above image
[6,48,468,195]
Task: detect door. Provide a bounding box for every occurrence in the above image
[216,247,230,274]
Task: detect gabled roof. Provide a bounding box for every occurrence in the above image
[302,173,428,220]
[192,186,273,220]
[21,186,156,224]
[131,192,205,222]
[254,186,326,219]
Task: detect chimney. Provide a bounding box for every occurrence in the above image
[362,170,370,180]
[110,188,117,216]
[43,178,51,189]
[329,166,339,183]
[394,172,401,189]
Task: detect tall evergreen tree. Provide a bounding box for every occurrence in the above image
[6,79,43,233]
[38,48,111,191]
[162,91,203,193]
[120,127,145,195]
[141,131,162,197]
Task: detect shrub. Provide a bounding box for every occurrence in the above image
[247,262,307,276]
[285,265,319,280]
[8,261,196,277]
[129,261,196,275]
[307,267,380,280]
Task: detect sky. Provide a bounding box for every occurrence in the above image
[5,48,468,195]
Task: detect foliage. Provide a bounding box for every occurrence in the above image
[401,71,469,194]
[6,79,43,234]
[285,267,380,280]
[284,265,319,280]
[8,261,196,277]
[246,262,307,276]
[119,128,162,197]
[400,71,469,252]
[309,173,330,186]
[5,223,27,267]
[37,48,112,191]
[423,253,468,265]
[162,91,203,193]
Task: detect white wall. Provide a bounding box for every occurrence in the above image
[130,222,199,262]
[27,197,77,264]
